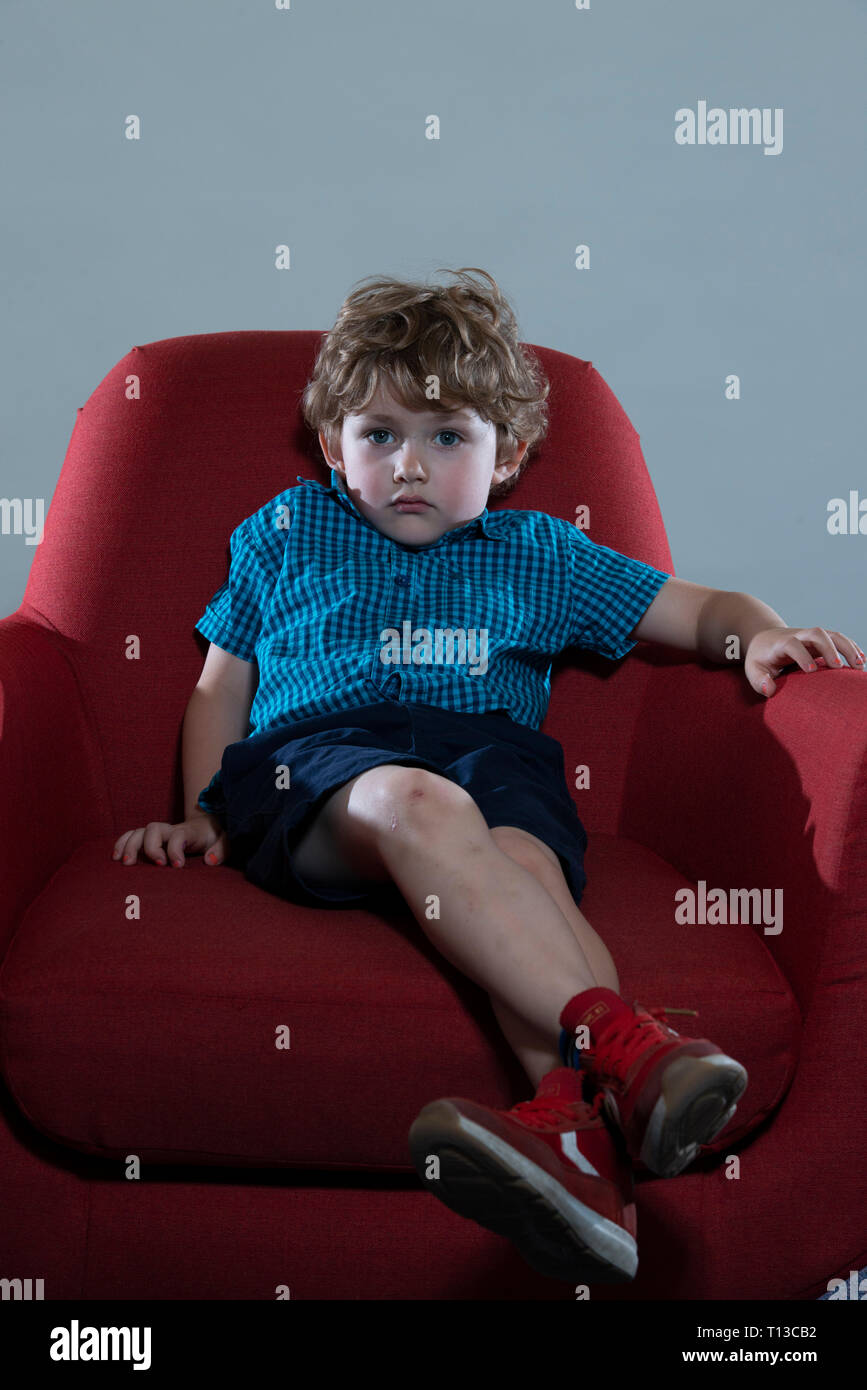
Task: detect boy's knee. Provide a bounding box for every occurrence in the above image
[490,825,562,877]
[354,763,471,835]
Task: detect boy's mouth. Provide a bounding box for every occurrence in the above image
[392,497,431,510]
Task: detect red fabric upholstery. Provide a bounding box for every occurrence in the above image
[1,331,865,1299]
[0,837,797,1169]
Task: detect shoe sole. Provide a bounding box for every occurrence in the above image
[627,1053,748,1177]
[409,1100,638,1284]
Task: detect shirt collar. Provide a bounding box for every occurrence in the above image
[295,468,508,544]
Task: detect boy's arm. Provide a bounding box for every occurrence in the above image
[182,644,258,820]
[631,578,864,695]
[628,577,788,663]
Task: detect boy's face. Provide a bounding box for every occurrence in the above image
[318,381,528,547]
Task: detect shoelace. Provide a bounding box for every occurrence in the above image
[583,1003,699,1084]
[509,1087,607,1130]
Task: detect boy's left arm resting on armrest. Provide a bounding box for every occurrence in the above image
[631,578,866,698]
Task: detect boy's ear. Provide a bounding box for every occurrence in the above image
[318,428,343,469]
[494,438,529,484]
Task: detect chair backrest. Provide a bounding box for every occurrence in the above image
[20,331,674,834]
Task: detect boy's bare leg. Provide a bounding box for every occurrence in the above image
[289,765,619,1089]
[486,826,620,1087]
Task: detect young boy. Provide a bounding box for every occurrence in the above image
[113,267,865,1287]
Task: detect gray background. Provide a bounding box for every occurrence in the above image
[2,0,864,641]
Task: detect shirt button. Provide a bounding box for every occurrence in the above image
[394,575,409,586]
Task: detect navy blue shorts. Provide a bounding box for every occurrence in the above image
[197,701,588,911]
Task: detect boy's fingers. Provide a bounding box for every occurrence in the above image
[120,829,144,864]
[143,822,172,865]
[205,832,228,866]
[836,635,864,667]
[165,828,191,867]
[116,822,227,867]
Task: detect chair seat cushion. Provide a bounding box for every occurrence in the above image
[0,834,800,1170]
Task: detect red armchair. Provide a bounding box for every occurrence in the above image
[1,331,864,1300]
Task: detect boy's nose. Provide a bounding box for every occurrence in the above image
[395,456,427,479]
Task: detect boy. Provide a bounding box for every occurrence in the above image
[113,268,864,1286]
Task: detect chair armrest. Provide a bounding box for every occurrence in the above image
[620,650,867,1010]
[0,614,111,961]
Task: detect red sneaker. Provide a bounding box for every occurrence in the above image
[408,1066,638,1283]
[582,1002,748,1178]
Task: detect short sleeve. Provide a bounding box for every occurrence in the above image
[194,496,290,662]
[564,524,671,661]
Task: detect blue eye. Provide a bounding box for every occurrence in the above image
[363,428,463,447]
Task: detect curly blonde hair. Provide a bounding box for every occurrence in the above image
[300,267,550,497]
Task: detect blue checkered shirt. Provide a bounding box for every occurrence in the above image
[194,466,670,752]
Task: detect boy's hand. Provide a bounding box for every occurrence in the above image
[111,813,229,868]
[745,626,866,698]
